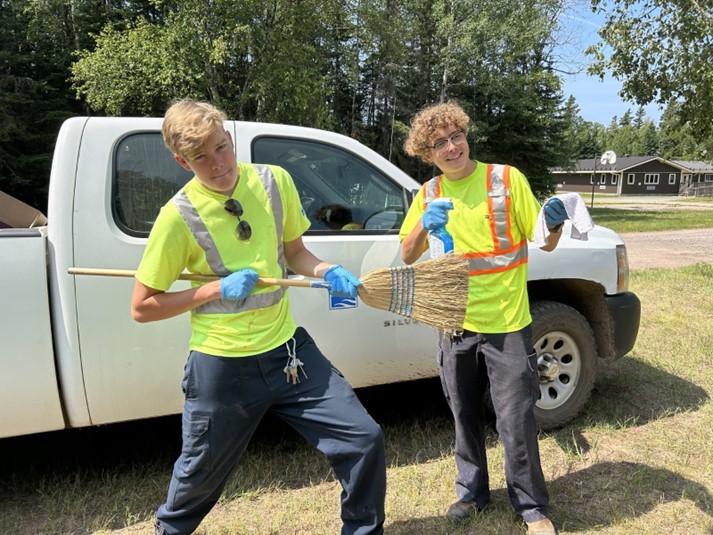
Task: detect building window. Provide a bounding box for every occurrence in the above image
[600,174,606,184]
[628,173,635,184]
[590,174,595,184]
[668,173,676,185]
[705,174,713,183]
[682,174,692,185]
[611,175,618,185]
[644,173,660,185]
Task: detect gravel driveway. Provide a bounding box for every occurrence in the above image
[619,228,713,270]
[589,195,713,270]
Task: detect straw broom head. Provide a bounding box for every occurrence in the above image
[67,256,470,332]
[357,254,469,332]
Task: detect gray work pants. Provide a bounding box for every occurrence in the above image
[438,326,549,522]
[156,327,386,535]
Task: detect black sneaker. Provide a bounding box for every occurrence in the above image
[154,521,168,535]
[446,500,486,524]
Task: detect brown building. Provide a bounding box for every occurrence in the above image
[551,157,713,196]
[672,160,713,196]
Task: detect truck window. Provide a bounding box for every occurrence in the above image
[113,133,193,236]
[252,137,405,233]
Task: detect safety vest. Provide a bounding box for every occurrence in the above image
[173,164,286,314]
[424,164,528,276]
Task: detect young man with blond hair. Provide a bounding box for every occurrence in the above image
[132,99,386,535]
[399,101,567,535]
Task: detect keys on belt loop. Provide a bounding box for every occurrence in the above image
[283,337,307,385]
[450,329,464,343]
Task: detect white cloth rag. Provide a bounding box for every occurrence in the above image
[534,192,595,247]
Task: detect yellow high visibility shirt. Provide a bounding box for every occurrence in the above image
[400,161,542,333]
[136,163,310,356]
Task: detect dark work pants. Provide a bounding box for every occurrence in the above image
[438,326,549,523]
[155,327,386,535]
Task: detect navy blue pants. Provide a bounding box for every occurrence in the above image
[156,327,386,535]
[438,326,549,523]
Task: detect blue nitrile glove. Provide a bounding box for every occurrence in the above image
[543,198,568,228]
[220,269,259,300]
[323,265,361,298]
[421,200,454,230]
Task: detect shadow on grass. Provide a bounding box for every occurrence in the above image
[0,377,460,534]
[0,360,707,534]
[551,461,713,531]
[549,355,710,455]
[386,461,712,534]
[0,377,450,475]
[0,355,703,479]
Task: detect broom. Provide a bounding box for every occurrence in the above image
[68,254,469,332]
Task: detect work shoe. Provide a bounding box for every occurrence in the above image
[445,500,485,524]
[526,517,557,535]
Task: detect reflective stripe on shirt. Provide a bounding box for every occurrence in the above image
[425,163,528,276]
[173,164,286,314]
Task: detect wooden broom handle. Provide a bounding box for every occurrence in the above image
[67,267,331,289]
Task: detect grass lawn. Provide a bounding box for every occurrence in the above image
[590,208,713,233]
[1,264,711,534]
[0,208,711,534]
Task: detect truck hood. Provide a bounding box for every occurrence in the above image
[528,223,625,295]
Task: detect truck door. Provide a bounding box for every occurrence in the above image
[72,118,194,426]
[72,118,438,430]
[242,129,438,386]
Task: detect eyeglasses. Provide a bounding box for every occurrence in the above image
[430,129,467,152]
[223,198,252,240]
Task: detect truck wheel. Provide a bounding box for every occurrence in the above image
[530,300,597,430]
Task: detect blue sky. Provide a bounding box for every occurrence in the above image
[557,4,663,125]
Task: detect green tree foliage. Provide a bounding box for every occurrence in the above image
[72,21,174,115]
[1,0,162,210]
[6,0,709,213]
[605,110,642,156]
[640,121,660,156]
[558,97,607,162]
[588,0,713,142]
[658,101,710,160]
[71,0,578,194]
[0,0,77,210]
[72,0,348,124]
[563,104,666,161]
[398,0,573,193]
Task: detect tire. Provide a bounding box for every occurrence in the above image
[530,300,598,430]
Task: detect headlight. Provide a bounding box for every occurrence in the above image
[616,244,630,293]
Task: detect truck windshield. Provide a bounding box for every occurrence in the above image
[253,137,405,233]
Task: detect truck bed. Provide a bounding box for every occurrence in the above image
[0,228,65,435]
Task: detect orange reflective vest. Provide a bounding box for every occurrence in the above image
[423,164,528,276]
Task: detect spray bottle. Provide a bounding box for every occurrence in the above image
[426,197,454,258]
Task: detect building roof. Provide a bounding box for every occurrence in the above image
[552,156,713,174]
[671,160,713,172]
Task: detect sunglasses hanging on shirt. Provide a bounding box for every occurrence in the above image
[223,198,252,240]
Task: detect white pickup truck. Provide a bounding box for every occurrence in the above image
[0,117,640,439]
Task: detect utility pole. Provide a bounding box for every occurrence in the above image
[591,150,617,208]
